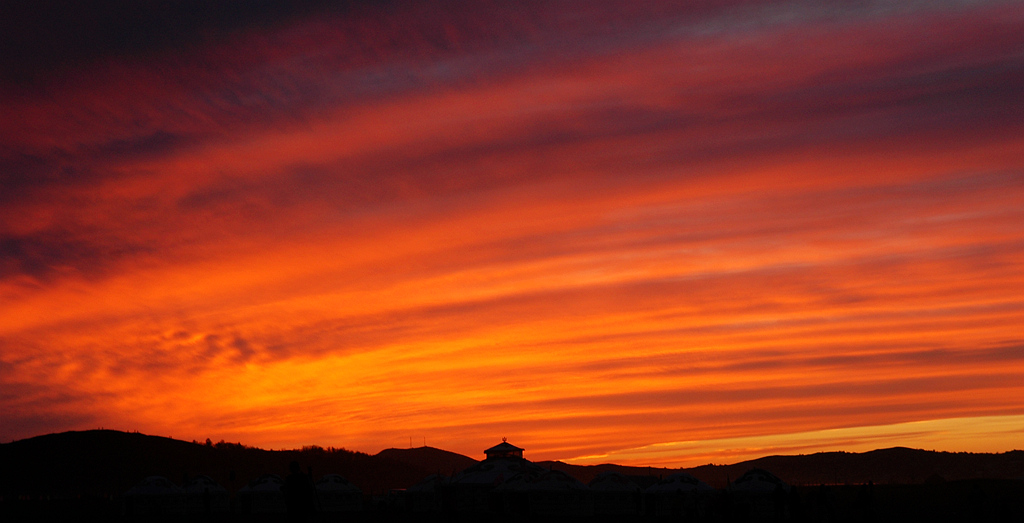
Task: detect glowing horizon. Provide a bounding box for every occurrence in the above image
[2,0,1023,466]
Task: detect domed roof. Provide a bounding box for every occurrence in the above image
[729,468,790,493]
[184,475,226,494]
[646,472,714,493]
[484,439,524,460]
[454,456,545,486]
[496,469,588,492]
[407,473,450,492]
[485,441,524,453]
[239,474,285,492]
[589,471,641,492]
[315,474,361,493]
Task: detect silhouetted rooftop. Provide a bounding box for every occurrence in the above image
[484,440,524,460]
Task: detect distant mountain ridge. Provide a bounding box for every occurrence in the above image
[0,430,448,497]
[543,447,1024,488]
[2,430,1022,498]
[375,446,477,477]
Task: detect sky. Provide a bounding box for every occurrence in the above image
[2,0,1023,467]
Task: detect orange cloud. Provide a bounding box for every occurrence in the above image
[2,1,1023,465]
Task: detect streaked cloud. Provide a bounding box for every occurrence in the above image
[569,414,1024,467]
[2,0,1022,463]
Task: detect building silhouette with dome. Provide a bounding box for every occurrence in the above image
[484,439,524,460]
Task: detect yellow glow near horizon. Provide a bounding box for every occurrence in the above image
[567,415,1024,468]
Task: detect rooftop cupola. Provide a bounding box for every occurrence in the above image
[484,438,523,460]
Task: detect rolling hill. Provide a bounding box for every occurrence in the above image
[2,430,1022,499]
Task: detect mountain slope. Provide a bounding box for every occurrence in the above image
[375,446,477,477]
[3,430,1022,498]
[544,447,1024,488]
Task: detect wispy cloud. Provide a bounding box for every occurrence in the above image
[568,415,1024,467]
[2,1,1022,463]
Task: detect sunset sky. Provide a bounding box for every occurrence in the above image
[2,0,1023,467]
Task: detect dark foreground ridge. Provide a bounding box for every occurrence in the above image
[2,430,1023,522]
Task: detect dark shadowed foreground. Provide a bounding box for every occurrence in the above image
[2,430,1022,522]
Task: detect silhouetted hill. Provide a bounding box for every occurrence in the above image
[539,460,675,486]
[375,446,477,477]
[543,447,1024,489]
[2,430,1022,501]
[721,447,1024,487]
[1,430,235,497]
[0,430,448,498]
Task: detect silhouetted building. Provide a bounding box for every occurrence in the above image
[590,471,643,516]
[497,468,592,516]
[647,471,715,494]
[183,475,230,514]
[727,468,791,520]
[729,468,790,494]
[646,472,715,517]
[238,474,287,514]
[484,439,524,460]
[123,476,185,516]
[314,474,362,512]
[451,439,544,513]
[405,473,449,512]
